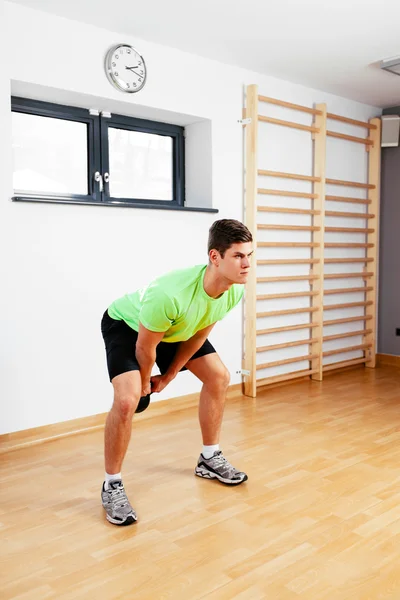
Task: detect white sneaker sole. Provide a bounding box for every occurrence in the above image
[104,510,137,526]
[195,466,248,486]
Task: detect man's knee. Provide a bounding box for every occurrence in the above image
[113,393,140,420]
[207,364,230,391]
[221,367,230,389]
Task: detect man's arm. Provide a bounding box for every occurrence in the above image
[136,324,165,396]
[151,323,216,393]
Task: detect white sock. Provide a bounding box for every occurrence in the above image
[104,471,122,490]
[202,444,220,459]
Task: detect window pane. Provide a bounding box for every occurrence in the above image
[108,128,173,201]
[12,112,88,196]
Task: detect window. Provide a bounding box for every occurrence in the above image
[101,112,184,207]
[11,97,185,209]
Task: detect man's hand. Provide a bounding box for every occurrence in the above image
[136,324,166,396]
[141,380,152,397]
[150,374,173,394]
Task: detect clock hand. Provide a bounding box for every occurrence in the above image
[125,66,144,76]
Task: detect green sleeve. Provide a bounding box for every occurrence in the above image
[138,285,178,332]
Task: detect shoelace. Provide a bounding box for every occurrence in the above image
[108,485,128,508]
[211,453,237,475]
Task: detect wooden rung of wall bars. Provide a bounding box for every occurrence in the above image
[258,95,323,115]
[257,322,320,335]
[324,329,372,342]
[325,226,374,234]
[257,291,319,300]
[323,343,372,358]
[257,259,320,265]
[325,243,374,248]
[258,206,321,215]
[256,368,319,388]
[257,337,319,353]
[258,224,321,232]
[258,169,321,182]
[325,210,375,219]
[326,178,375,189]
[324,315,373,326]
[258,188,318,199]
[257,353,319,370]
[258,242,319,248]
[324,258,374,264]
[327,131,373,146]
[323,357,368,372]
[258,115,319,133]
[327,113,378,130]
[257,274,319,283]
[324,286,373,295]
[323,301,373,311]
[258,115,320,134]
[326,195,372,205]
[324,329,373,342]
[257,307,319,318]
[324,272,374,279]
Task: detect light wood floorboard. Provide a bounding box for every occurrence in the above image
[2,366,400,599]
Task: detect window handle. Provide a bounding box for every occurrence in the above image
[104,172,110,184]
[94,171,103,193]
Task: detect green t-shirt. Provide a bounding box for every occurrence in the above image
[108,264,244,343]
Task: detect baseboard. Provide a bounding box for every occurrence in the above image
[0,383,242,455]
[377,353,400,368]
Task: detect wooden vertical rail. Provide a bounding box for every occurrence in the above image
[365,118,381,368]
[311,104,327,381]
[243,85,258,397]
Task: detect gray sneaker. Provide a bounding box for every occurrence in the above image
[195,450,248,486]
[101,479,137,526]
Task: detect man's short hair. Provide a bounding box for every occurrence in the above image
[208,219,253,258]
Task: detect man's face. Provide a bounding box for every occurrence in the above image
[218,242,253,284]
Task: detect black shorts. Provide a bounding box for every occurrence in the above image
[101,310,216,382]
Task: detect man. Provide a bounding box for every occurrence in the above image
[100,219,253,525]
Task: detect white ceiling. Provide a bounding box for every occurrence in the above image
[8,0,400,108]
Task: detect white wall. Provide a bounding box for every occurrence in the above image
[0,0,14,432]
[0,2,380,434]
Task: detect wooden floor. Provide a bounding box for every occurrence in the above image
[2,365,400,599]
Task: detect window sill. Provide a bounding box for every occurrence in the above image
[12,196,219,214]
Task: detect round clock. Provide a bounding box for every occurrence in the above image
[105,44,147,93]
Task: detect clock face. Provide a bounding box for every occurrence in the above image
[105,45,147,93]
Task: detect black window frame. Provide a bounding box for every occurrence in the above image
[102,113,185,208]
[11,96,101,204]
[11,97,193,211]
